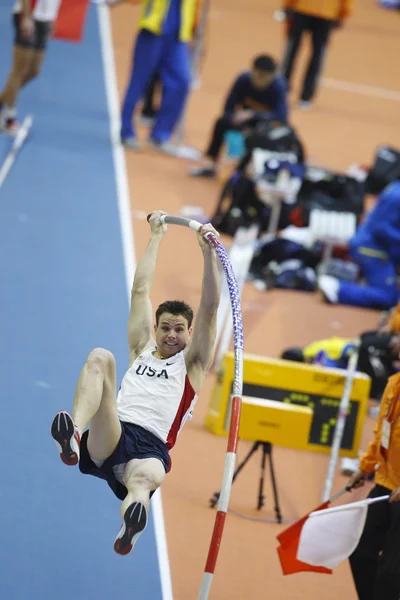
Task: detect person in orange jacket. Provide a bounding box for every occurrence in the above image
[347,370,400,599]
[382,302,400,335]
[280,0,354,108]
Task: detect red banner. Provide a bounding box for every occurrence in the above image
[53,0,90,42]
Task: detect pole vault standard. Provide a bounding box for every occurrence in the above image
[321,341,361,503]
[146,213,244,600]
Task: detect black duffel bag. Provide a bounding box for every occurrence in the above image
[289,167,365,227]
[365,145,400,195]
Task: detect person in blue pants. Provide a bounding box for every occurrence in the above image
[319,181,400,309]
[118,0,198,152]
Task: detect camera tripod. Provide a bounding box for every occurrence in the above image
[209,440,283,523]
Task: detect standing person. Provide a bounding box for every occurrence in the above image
[138,72,160,126]
[0,0,61,135]
[190,54,288,179]
[117,0,200,153]
[347,368,400,599]
[50,211,220,556]
[281,0,354,109]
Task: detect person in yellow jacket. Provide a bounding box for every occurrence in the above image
[138,0,205,126]
[115,0,200,151]
[347,371,400,599]
[280,0,354,108]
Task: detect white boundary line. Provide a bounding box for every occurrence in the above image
[97,5,174,599]
[321,77,400,102]
[0,115,33,193]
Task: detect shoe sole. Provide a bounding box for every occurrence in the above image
[189,170,216,178]
[114,502,147,556]
[51,411,80,466]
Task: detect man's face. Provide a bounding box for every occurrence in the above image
[154,313,192,357]
[251,68,274,90]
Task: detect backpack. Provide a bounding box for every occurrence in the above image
[237,119,306,173]
[365,146,400,195]
[211,120,306,236]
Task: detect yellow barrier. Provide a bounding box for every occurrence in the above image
[239,397,313,449]
[205,352,371,458]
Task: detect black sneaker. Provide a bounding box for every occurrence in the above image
[189,165,216,178]
[51,410,81,466]
[114,502,148,555]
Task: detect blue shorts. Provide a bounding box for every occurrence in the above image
[79,421,171,500]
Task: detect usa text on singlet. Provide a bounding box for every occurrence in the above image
[117,347,198,450]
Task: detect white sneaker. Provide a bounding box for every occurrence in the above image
[0,117,21,137]
[121,136,141,151]
[147,137,178,155]
[298,100,312,110]
[318,274,339,303]
[51,410,81,466]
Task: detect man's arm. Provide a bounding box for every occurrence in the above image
[358,383,389,473]
[253,79,289,123]
[348,376,393,489]
[20,0,33,39]
[127,211,167,364]
[21,0,31,16]
[223,74,245,119]
[269,81,289,122]
[185,225,220,393]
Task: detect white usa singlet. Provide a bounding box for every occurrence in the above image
[116,347,198,450]
[13,0,62,22]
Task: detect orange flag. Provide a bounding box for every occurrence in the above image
[53,0,90,42]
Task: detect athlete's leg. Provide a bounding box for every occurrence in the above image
[21,49,46,86]
[0,46,34,109]
[114,457,165,555]
[51,348,121,465]
[74,348,121,461]
[0,14,35,111]
[122,457,165,515]
[20,19,52,86]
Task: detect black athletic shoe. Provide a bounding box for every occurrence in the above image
[51,410,81,466]
[189,165,216,178]
[114,502,148,556]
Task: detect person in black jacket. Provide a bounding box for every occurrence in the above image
[190,54,289,178]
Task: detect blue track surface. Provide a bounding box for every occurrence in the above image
[0,3,163,598]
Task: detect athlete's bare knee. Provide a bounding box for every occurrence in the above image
[124,463,164,492]
[125,470,155,491]
[86,348,115,377]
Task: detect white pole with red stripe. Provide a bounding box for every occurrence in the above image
[198,392,242,599]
